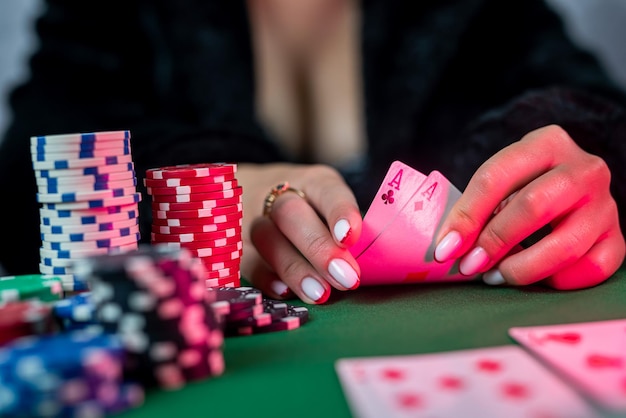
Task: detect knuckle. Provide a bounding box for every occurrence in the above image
[516,188,549,220]
[481,223,509,251]
[472,162,503,196]
[584,154,611,186]
[279,257,302,281]
[455,204,483,232]
[302,231,331,257]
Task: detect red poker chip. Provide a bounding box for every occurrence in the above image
[152,211,242,227]
[153,235,243,250]
[197,249,242,264]
[150,226,241,243]
[149,186,242,203]
[145,163,237,180]
[151,219,242,235]
[206,274,241,288]
[186,242,243,258]
[146,179,238,196]
[151,209,243,226]
[151,196,242,212]
[143,172,236,188]
[205,265,240,279]
[151,205,243,220]
[202,258,240,272]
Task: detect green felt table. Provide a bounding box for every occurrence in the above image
[120,268,626,418]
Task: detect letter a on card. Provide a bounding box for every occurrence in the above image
[350,161,428,258]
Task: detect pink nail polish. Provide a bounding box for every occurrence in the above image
[434,231,462,262]
[459,247,490,276]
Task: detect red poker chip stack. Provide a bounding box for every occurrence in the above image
[145,163,243,288]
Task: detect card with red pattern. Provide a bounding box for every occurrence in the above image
[509,318,626,413]
[335,345,597,418]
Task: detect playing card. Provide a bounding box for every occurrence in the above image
[509,318,626,413]
[350,161,428,258]
[335,345,598,418]
[356,170,473,285]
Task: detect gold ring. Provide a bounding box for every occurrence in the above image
[263,182,306,216]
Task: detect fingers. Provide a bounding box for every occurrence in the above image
[435,124,625,288]
[268,189,361,290]
[435,125,571,263]
[250,216,331,304]
[242,164,362,304]
[301,165,362,247]
[483,198,618,286]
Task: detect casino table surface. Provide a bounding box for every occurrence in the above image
[120,267,626,418]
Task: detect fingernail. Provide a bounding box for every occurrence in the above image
[328,259,359,289]
[333,219,352,244]
[301,277,326,302]
[270,280,290,296]
[434,231,462,262]
[483,269,506,285]
[459,247,490,276]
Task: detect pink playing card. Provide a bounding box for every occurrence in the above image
[356,170,473,285]
[350,161,428,258]
[509,318,626,413]
[335,345,598,418]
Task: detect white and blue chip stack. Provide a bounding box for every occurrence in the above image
[31,130,142,293]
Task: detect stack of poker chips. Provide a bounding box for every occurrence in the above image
[0,328,144,417]
[208,286,310,337]
[73,245,225,390]
[145,163,243,287]
[31,131,141,292]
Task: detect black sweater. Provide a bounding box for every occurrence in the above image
[1,0,625,274]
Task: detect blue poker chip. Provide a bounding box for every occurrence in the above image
[31,154,133,171]
[30,130,131,145]
[40,225,140,243]
[36,170,136,186]
[41,232,141,251]
[42,192,142,210]
[39,264,73,275]
[32,146,131,161]
[38,177,137,194]
[31,138,131,153]
[53,292,95,322]
[39,243,139,260]
[36,186,137,203]
[40,217,138,234]
[35,162,135,178]
[40,209,139,226]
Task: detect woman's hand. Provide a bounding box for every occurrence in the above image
[237,163,363,303]
[434,125,625,289]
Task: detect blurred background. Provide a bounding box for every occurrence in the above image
[1,0,625,142]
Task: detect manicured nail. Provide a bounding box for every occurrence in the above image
[301,277,326,302]
[483,269,506,285]
[328,259,359,289]
[434,231,462,262]
[270,280,290,296]
[459,247,490,276]
[333,219,352,244]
